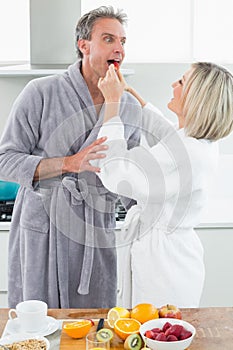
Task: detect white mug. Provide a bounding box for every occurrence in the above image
[8,300,48,333]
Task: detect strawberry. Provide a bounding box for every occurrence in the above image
[167,335,178,342]
[179,329,192,340]
[113,61,119,70]
[162,322,172,333]
[166,324,183,338]
[145,330,155,339]
[155,332,167,341]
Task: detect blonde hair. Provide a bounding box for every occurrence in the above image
[182,62,233,141]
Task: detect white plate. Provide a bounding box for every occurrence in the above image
[6,316,58,337]
[0,334,50,349]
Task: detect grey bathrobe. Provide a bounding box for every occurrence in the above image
[0,61,141,308]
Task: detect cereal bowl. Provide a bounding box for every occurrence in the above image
[140,318,196,350]
[0,334,50,349]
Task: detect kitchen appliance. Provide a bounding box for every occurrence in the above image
[0,181,20,221]
[115,199,126,221]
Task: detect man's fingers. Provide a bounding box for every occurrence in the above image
[94,136,107,144]
[86,165,101,173]
[86,137,107,152]
[87,153,106,160]
[90,144,108,153]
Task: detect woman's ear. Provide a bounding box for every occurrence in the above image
[78,39,90,56]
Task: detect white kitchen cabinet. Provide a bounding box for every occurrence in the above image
[0,225,9,307]
[1,223,233,308]
[195,227,233,307]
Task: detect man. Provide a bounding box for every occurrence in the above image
[0,6,141,308]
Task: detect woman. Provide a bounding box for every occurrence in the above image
[93,62,233,308]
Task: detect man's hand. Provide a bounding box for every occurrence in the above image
[34,137,108,181]
[63,136,108,173]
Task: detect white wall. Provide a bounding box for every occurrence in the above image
[30,0,80,64]
[0,77,32,135]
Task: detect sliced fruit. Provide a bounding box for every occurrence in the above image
[124,333,142,350]
[96,328,113,342]
[130,303,159,324]
[107,307,130,328]
[63,319,93,338]
[114,318,141,341]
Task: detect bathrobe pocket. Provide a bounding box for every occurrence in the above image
[20,188,51,233]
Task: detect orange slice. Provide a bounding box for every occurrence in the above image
[63,319,93,338]
[131,303,159,324]
[107,307,130,328]
[114,318,141,340]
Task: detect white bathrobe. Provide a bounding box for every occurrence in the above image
[93,103,219,308]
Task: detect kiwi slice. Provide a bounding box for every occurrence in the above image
[124,334,142,350]
[96,328,113,342]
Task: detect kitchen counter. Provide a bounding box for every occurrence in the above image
[1,307,233,349]
[0,222,10,231]
[1,196,233,233]
[115,197,233,230]
[197,197,233,228]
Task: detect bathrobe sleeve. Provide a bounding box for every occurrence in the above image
[94,116,179,204]
[0,81,43,188]
[141,102,176,147]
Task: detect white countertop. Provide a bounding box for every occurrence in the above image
[197,197,233,228]
[116,197,233,230]
[0,222,11,231]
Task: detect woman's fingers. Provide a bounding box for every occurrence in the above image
[117,69,124,82]
[98,77,104,89]
[109,64,120,80]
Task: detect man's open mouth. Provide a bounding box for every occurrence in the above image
[107,59,120,66]
[107,59,120,70]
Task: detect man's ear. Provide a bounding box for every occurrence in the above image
[78,39,90,55]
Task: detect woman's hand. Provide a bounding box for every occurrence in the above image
[98,64,125,103]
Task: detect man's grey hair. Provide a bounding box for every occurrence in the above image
[75,6,127,59]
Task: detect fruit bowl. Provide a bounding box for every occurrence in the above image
[140,318,196,350]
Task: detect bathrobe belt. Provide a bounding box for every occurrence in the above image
[62,176,95,295]
[62,176,116,295]
[38,176,116,296]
